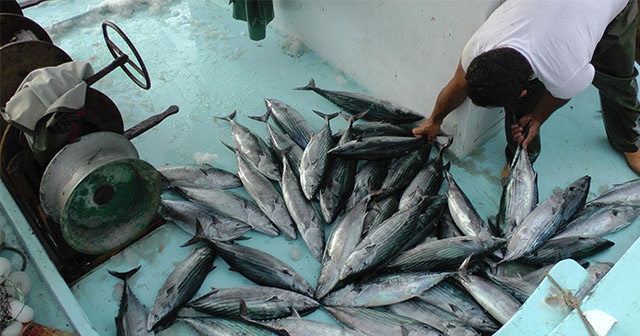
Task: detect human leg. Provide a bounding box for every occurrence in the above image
[592,0,640,174]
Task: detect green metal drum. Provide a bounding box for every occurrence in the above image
[39,131,161,254]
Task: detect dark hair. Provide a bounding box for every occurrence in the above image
[465,47,533,107]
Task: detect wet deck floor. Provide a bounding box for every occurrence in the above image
[6,0,640,334]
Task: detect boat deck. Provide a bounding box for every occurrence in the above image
[4,0,640,335]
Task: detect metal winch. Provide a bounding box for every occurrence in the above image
[0,5,177,281]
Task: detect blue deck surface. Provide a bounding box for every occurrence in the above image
[4,0,640,335]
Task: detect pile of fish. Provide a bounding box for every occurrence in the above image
[110,79,640,335]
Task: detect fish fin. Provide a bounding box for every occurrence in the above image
[400,326,410,336]
[293,78,316,91]
[220,141,236,153]
[180,219,206,247]
[290,307,302,319]
[108,265,141,281]
[239,299,251,320]
[457,253,474,279]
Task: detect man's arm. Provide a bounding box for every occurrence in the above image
[412,60,468,141]
[511,88,569,148]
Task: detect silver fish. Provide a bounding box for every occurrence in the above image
[332,121,414,141]
[299,110,339,200]
[109,266,154,336]
[587,178,640,206]
[399,139,450,212]
[156,164,242,190]
[160,198,252,242]
[388,299,480,336]
[266,122,304,176]
[495,146,538,238]
[240,305,367,336]
[325,306,442,336]
[502,175,591,262]
[444,166,492,238]
[362,192,400,236]
[418,280,499,332]
[176,186,279,237]
[344,159,389,212]
[294,78,423,124]
[386,236,506,272]
[321,271,452,308]
[484,271,537,303]
[454,258,521,325]
[554,203,640,239]
[147,244,217,332]
[280,150,325,260]
[216,111,281,181]
[250,97,315,149]
[436,206,465,239]
[399,195,447,252]
[327,135,430,160]
[318,113,361,223]
[186,286,319,320]
[520,235,614,265]
[179,316,273,336]
[235,151,297,239]
[378,144,431,198]
[316,195,370,300]
[340,195,432,280]
[213,241,315,297]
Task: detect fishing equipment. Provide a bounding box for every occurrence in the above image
[0,19,177,281]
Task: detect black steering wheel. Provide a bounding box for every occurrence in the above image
[101,20,151,90]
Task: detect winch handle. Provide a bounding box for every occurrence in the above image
[85,21,151,90]
[124,105,179,140]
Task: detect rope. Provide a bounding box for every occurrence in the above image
[0,274,26,329]
[545,272,597,336]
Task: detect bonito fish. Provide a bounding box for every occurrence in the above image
[147,244,217,332]
[280,148,325,261]
[216,111,281,181]
[234,150,297,239]
[299,110,339,200]
[109,266,154,336]
[295,78,423,124]
[213,241,315,297]
[250,97,315,149]
[156,164,242,190]
[176,186,279,237]
[502,175,590,262]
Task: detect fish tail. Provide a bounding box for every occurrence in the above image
[293,78,317,91]
[108,265,141,282]
[312,110,340,121]
[214,110,237,122]
[248,108,271,123]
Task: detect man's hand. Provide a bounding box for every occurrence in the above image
[510,114,540,149]
[412,118,442,142]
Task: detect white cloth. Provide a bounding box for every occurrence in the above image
[461,0,628,99]
[2,61,94,135]
[2,61,94,148]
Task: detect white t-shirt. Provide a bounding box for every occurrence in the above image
[461,0,628,99]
